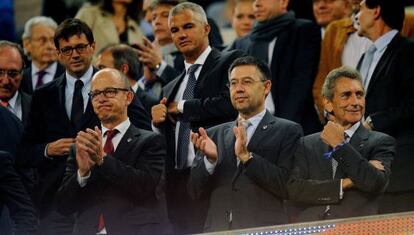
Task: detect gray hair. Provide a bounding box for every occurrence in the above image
[22,16,58,39]
[169,2,208,25]
[321,66,363,100]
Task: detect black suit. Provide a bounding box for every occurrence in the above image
[188,112,303,232]
[229,17,321,135]
[158,48,244,234]
[357,34,414,213]
[20,70,151,232]
[56,124,166,235]
[287,125,395,221]
[0,106,23,156]
[20,62,65,94]
[0,151,38,235]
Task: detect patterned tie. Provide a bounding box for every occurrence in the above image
[176,64,201,170]
[71,80,84,130]
[0,100,8,108]
[103,129,118,154]
[35,70,47,88]
[359,45,377,91]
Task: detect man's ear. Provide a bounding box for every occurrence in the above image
[323,96,333,113]
[372,5,381,20]
[120,64,129,74]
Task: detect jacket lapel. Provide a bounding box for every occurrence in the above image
[195,49,220,92]
[113,125,140,161]
[247,111,274,150]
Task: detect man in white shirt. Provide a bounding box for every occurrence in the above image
[151,2,244,234]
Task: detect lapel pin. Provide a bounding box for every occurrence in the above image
[127,138,132,143]
[262,125,268,130]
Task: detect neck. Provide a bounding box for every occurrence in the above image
[239,107,265,120]
[33,60,53,71]
[184,44,208,64]
[112,3,127,17]
[102,116,127,130]
[369,23,393,42]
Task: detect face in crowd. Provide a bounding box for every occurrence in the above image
[0,46,24,102]
[232,0,255,37]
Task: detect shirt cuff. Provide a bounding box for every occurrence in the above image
[177,100,185,113]
[77,170,91,187]
[155,60,168,77]
[204,156,217,175]
[339,179,344,199]
[44,144,53,159]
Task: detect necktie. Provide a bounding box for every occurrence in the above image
[359,45,377,91]
[0,100,8,108]
[71,80,84,130]
[103,129,118,154]
[176,64,201,170]
[35,70,47,88]
[97,129,118,234]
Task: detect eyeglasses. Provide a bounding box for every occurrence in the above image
[0,69,22,79]
[31,36,54,46]
[59,43,90,56]
[88,87,130,100]
[227,78,266,89]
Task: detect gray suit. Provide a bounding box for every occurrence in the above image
[188,111,303,232]
[287,124,395,222]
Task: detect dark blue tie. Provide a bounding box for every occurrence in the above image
[71,80,84,130]
[176,64,200,170]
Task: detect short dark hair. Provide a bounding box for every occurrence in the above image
[322,66,363,100]
[0,40,26,70]
[365,0,404,31]
[107,44,143,81]
[101,0,140,21]
[228,55,271,81]
[54,18,94,49]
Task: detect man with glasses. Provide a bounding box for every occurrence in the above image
[0,41,32,125]
[188,56,303,232]
[21,18,151,234]
[56,68,166,235]
[21,16,65,95]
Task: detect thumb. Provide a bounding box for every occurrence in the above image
[160,97,167,105]
[199,127,207,138]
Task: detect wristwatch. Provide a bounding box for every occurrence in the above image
[151,62,161,72]
[365,116,374,129]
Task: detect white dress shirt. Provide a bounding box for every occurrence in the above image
[64,66,93,119]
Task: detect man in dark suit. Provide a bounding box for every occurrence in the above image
[20,18,148,234]
[56,68,165,235]
[287,66,395,222]
[21,16,65,95]
[0,41,32,125]
[151,2,244,234]
[188,56,302,232]
[228,0,321,135]
[0,151,38,235]
[356,0,414,213]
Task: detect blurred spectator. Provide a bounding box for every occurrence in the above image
[21,16,65,95]
[312,0,351,37]
[76,0,144,55]
[232,0,255,38]
[0,0,16,42]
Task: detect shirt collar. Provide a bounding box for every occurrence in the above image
[7,90,19,109]
[65,66,93,90]
[184,46,212,71]
[373,30,398,52]
[101,118,131,137]
[31,61,58,76]
[238,109,267,128]
[344,121,361,139]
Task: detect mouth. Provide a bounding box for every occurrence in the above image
[179,41,191,47]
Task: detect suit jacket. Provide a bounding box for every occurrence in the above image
[159,48,244,174]
[188,112,303,232]
[229,18,321,134]
[20,71,150,216]
[313,14,414,120]
[20,62,65,95]
[287,125,395,221]
[0,106,23,156]
[357,34,414,192]
[56,124,166,235]
[0,151,38,234]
